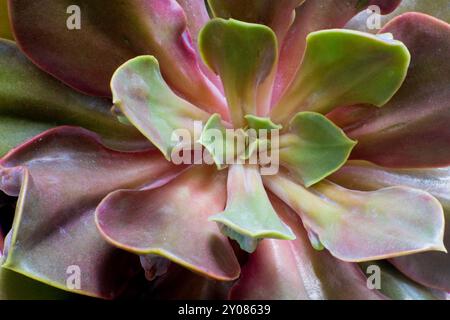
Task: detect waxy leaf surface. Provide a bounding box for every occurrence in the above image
[111,56,210,160]
[0,39,147,155]
[331,161,450,291]
[272,29,410,124]
[210,165,295,253]
[279,112,356,187]
[96,166,241,281]
[199,19,277,126]
[0,127,181,298]
[264,172,446,262]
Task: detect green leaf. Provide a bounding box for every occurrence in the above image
[264,173,446,262]
[210,165,295,253]
[244,114,282,131]
[0,39,148,156]
[111,56,210,160]
[279,112,356,187]
[331,160,450,291]
[271,29,410,124]
[199,18,277,126]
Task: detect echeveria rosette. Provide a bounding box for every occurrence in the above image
[0,0,449,300]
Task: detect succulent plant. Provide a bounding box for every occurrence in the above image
[0,0,449,300]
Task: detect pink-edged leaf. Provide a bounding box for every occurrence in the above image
[230,194,386,300]
[273,0,401,105]
[0,39,148,155]
[96,165,241,281]
[0,126,182,298]
[345,13,450,167]
[264,171,446,262]
[330,160,450,291]
[9,0,226,115]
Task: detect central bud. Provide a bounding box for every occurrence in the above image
[170,113,282,175]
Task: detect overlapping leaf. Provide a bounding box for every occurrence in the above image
[210,165,295,253]
[0,39,147,156]
[271,29,410,124]
[230,195,385,300]
[199,19,277,125]
[264,172,446,262]
[0,126,182,298]
[331,161,450,291]
[9,0,226,116]
[96,165,241,281]
[343,13,450,167]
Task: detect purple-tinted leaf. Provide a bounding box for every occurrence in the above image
[0,39,148,155]
[9,0,226,115]
[345,13,450,168]
[96,165,241,281]
[0,126,182,298]
[230,195,385,300]
[264,172,446,262]
[331,161,450,291]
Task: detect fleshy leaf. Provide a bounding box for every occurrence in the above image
[343,13,450,168]
[331,160,450,291]
[279,112,356,187]
[111,56,210,160]
[273,0,402,104]
[271,29,410,124]
[230,194,385,300]
[0,126,182,298]
[9,0,226,116]
[0,0,12,40]
[210,165,295,253]
[264,172,446,262]
[0,39,148,155]
[199,18,277,126]
[245,115,282,131]
[206,0,304,116]
[96,165,240,281]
